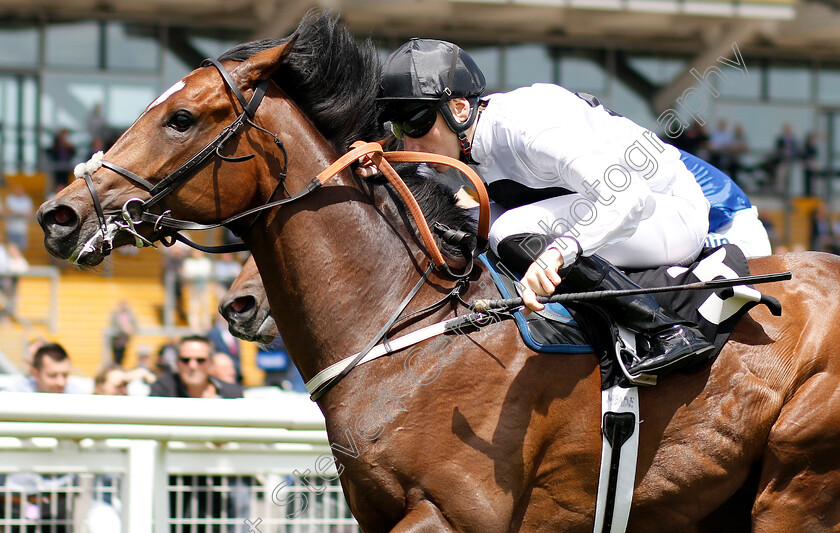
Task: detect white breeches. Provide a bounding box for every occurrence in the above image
[488,192,709,269]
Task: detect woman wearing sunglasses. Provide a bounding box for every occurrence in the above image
[371,38,718,379]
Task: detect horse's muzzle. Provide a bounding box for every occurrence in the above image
[37,199,82,261]
[219,295,276,344]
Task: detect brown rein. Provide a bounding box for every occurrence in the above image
[315,141,491,274]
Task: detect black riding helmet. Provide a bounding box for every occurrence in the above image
[379,39,486,156]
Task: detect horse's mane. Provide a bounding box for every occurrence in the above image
[218,10,383,154]
[219,11,477,259]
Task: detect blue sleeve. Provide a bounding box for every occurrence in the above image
[678,149,751,232]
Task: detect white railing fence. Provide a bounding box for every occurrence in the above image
[0,392,361,533]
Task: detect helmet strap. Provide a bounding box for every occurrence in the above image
[458,131,473,158]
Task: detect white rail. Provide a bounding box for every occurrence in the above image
[0,392,326,429]
[0,392,358,533]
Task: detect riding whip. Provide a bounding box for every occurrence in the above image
[471,271,792,312]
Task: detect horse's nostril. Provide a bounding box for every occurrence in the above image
[50,205,77,226]
[230,296,255,314]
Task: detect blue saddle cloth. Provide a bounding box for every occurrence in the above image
[479,252,592,353]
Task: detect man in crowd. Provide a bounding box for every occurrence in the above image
[150,335,242,399]
[149,335,246,531]
[3,342,85,393]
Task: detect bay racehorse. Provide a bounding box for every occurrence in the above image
[37,11,840,532]
[219,256,276,344]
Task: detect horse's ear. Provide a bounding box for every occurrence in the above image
[232,36,298,88]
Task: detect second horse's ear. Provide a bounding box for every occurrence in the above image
[232,35,298,89]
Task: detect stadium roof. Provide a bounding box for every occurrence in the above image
[4,0,840,113]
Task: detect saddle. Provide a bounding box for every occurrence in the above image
[480,244,782,388]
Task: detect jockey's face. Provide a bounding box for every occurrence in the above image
[400,99,471,173]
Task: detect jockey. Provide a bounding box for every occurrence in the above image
[439,149,773,259]
[371,38,718,378]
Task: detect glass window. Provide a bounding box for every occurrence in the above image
[163,48,192,87]
[818,69,840,106]
[106,22,159,71]
[464,46,501,93]
[190,35,246,60]
[609,80,657,132]
[506,44,554,89]
[109,85,157,127]
[0,25,39,67]
[21,77,39,173]
[768,65,811,102]
[715,62,760,100]
[628,56,688,85]
[560,55,607,94]
[46,21,100,68]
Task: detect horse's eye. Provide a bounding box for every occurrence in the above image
[167,111,194,132]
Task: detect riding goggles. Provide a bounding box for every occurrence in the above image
[389,103,438,140]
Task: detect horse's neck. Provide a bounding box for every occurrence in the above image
[245,103,437,384]
[249,196,433,382]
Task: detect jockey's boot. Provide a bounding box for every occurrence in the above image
[560,254,715,377]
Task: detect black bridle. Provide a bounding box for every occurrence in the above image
[73,56,482,401]
[78,57,294,255]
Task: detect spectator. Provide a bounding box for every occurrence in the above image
[93,364,129,396]
[757,216,781,254]
[4,184,34,251]
[211,352,238,384]
[811,201,840,253]
[769,123,798,194]
[207,316,242,382]
[181,249,214,331]
[149,336,247,532]
[87,104,108,148]
[107,299,137,366]
[125,344,158,396]
[150,335,242,399]
[0,242,28,322]
[801,131,820,197]
[47,128,77,189]
[728,123,749,185]
[157,337,179,375]
[707,119,734,171]
[90,363,128,533]
[94,362,155,398]
[2,342,86,393]
[670,120,709,159]
[88,136,106,160]
[162,240,189,325]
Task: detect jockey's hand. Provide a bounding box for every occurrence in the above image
[355,155,379,178]
[520,247,564,313]
[454,188,480,209]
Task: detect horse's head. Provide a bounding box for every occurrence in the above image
[37,42,295,266]
[218,256,276,344]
